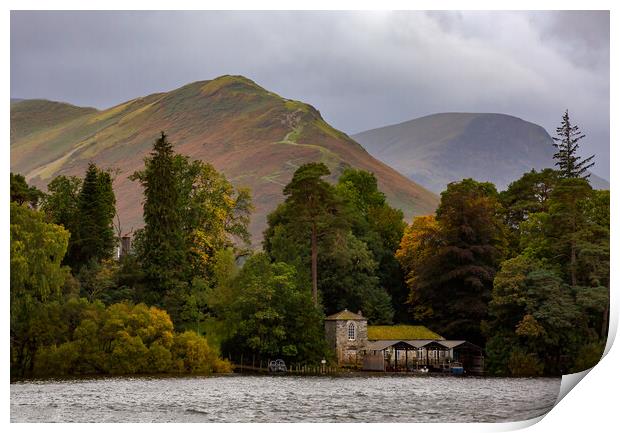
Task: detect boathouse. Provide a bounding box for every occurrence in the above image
[325,309,484,374]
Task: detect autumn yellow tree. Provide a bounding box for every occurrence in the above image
[396,179,506,345]
[396,215,441,321]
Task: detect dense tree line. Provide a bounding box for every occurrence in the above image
[32,300,231,376]
[129,132,252,326]
[484,177,608,375]
[10,200,230,377]
[208,251,328,365]
[10,110,609,378]
[41,163,116,270]
[9,133,248,378]
[263,164,407,324]
[396,179,506,346]
[396,111,609,375]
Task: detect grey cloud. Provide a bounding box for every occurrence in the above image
[10,10,610,178]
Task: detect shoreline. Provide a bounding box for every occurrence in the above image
[10,370,563,384]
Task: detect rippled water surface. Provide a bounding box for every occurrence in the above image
[11,374,561,423]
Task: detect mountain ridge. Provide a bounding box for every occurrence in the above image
[11,75,439,245]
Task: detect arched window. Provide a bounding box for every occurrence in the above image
[348,322,356,341]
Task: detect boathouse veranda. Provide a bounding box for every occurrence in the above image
[361,339,484,373]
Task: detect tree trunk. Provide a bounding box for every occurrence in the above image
[311,221,318,306]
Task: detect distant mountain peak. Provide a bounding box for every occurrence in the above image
[353,112,609,193]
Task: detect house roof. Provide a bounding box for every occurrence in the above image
[325,309,366,321]
[437,340,467,348]
[407,339,438,347]
[439,340,483,352]
[366,340,419,351]
[364,339,483,353]
[367,325,444,341]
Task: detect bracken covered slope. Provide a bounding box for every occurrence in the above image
[11,76,439,244]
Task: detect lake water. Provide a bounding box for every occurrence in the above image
[10,374,561,423]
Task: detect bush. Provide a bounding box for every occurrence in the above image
[108,332,149,374]
[571,340,606,373]
[483,332,516,376]
[172,331,227,373]
[30,300,229,377]
[33,342,79,377]
[508,349,544,377]
[147,342,173,373]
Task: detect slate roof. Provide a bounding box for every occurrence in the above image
[363,339,482,352]
[325,309,366,321]
[366,340,419,351]
[436,340,467,348]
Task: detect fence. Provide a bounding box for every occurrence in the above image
[231,361,339,375]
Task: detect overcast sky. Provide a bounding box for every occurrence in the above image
[11,10,610,179]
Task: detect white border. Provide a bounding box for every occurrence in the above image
[3,1,617,431]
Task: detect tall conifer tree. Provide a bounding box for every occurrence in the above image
[75,163,116,267]
[553,110,595,179]
[132,132,185,298]
[282,163,336,305]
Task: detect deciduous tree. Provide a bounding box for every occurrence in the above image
[210,253,327,364]
[396,179,506,344]
[10,203,70,377]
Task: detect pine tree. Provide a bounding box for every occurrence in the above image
[131,132,186,299]
[282,163,336,306]
[553,110,595,179]
[10,172,43,208]
[77,163,116,266]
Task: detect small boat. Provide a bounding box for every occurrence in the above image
[450,362,464,376]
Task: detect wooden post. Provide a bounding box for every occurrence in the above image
[405,349,409,372]
[240,354,243,373]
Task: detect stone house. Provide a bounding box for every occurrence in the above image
[324,309,368,366]
[325,309,484,373]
